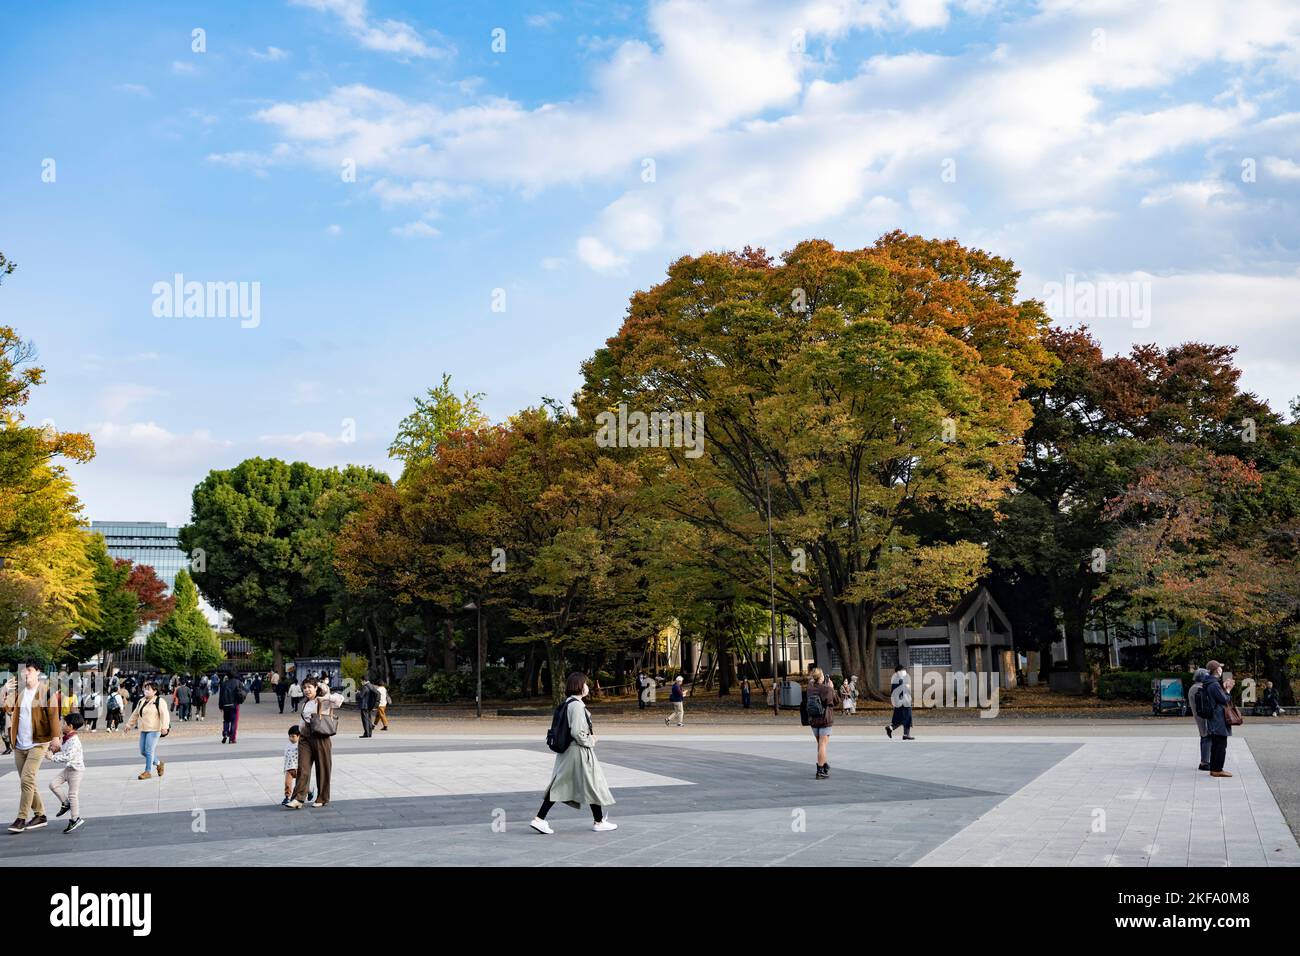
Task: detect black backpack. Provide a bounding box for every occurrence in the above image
[1195,682,1217,720]
[805,685,825,720]
[546,700,573,754]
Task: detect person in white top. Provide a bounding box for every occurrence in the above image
[285,678,343,809]
[5,661,62,833]
[288,680,304,712]
[373,679,390,731]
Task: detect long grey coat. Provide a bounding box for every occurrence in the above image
[545,697,616,808]
[1188,668,1210,736]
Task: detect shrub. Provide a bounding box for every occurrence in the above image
[400,667,430,697]
[423,670,469,703]
[341,653,368,685]
[1097,670,1190,701]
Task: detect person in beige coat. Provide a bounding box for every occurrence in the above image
[530,672,617,834]
[122,680,171,779]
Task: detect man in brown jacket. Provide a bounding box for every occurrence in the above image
[4,660,63,833]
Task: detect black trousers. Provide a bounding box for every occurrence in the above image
[537,798,602,822]
[276,693,286,713]
[360,707,373,736]
[1209,734,1228,772]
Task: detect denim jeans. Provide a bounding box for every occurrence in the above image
[139,731,160,773]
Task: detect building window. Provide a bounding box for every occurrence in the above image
[879,646,898,669]
[909,644,952,667]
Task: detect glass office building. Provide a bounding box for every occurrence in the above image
[89,521,189,589]
[86,521,226,632]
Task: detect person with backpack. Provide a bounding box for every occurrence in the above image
[193,677,209,722]
[1187,667,1212,770]
[81,686,102,732]
[219,672,247,744]
[250,674,263,704]
[357,679,377,738]
[284,678,343,809]
[104,687,123,732]
[885,664,914,740]
[530,672,617,834]
[664,675,686,727]
[801,666,840,779]
[1200,661,1236,778]
[122,680,170,779]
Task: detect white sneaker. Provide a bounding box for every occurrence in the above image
[529,817,554,834]
[592,819,618,832]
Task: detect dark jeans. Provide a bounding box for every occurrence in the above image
[1209,734,1228,772]
[253,691,261,703]
[1199,735,1212,766]
[222,705,240,741]
[276,693,287,714]
[178,703,191,721]
[537,797,602,822]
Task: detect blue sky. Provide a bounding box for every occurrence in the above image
[2,0,1298,524]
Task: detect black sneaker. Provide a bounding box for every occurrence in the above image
[823,763,831,777]
[7,818,25,834]
[26,814,48,830]
[56,803,71,818]
[64,818,85,834]
[815,764,827,779]
[884,724,893,738]
[1198,763,1211,771]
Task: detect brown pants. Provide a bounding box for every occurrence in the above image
[293,734,332,804]
[374,706,389,729]
[14,744,49,819]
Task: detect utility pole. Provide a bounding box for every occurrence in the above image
[765,456,778,702]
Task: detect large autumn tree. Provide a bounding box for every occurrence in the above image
[580,234,1054,695]
[983,329,1289,676]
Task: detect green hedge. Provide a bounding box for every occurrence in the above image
[1097,670,1190,701]
[423,666,520,703]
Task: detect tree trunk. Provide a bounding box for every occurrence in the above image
[442,618,456,671]
[1064,613,1088,673]
[546,639,565,706]
[522,643,536,696]
[271,638,283,677]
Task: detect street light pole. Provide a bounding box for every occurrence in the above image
[463,600,482,719]
[765,456,778,707]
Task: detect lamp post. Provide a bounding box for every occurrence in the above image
[764,456,778,707]
[463,600,482,719]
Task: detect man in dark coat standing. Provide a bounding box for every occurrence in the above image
[218,673,247,744]
[1202,661,1236,777]
[357,679,377,738]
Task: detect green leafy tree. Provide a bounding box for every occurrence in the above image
[74,535,139,671]
[145,570,224,674]
[180,458,389,672]
[388,373,488,469]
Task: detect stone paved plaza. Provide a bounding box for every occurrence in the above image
[4,710,1298,867]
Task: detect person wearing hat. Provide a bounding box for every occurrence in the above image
[665,676,686,727]
[1187,667,1212,770]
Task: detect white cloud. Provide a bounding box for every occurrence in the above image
[325,223,342,236]
[171,60,198,75]
[1263,156,1300,180]
[391,220,440,239]
[250,46,290,61]
[289,0,452,59]
[99,384,163,417]
[290,381,325,404]
[576,236,628,273]
[527,12,563,29]
[91,422,234,467]
[114,83,151,97]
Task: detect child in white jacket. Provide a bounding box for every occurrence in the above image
[48,712,87,833]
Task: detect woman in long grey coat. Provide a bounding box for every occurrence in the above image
[530,672,617,834]
[1187,668,1211,770]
